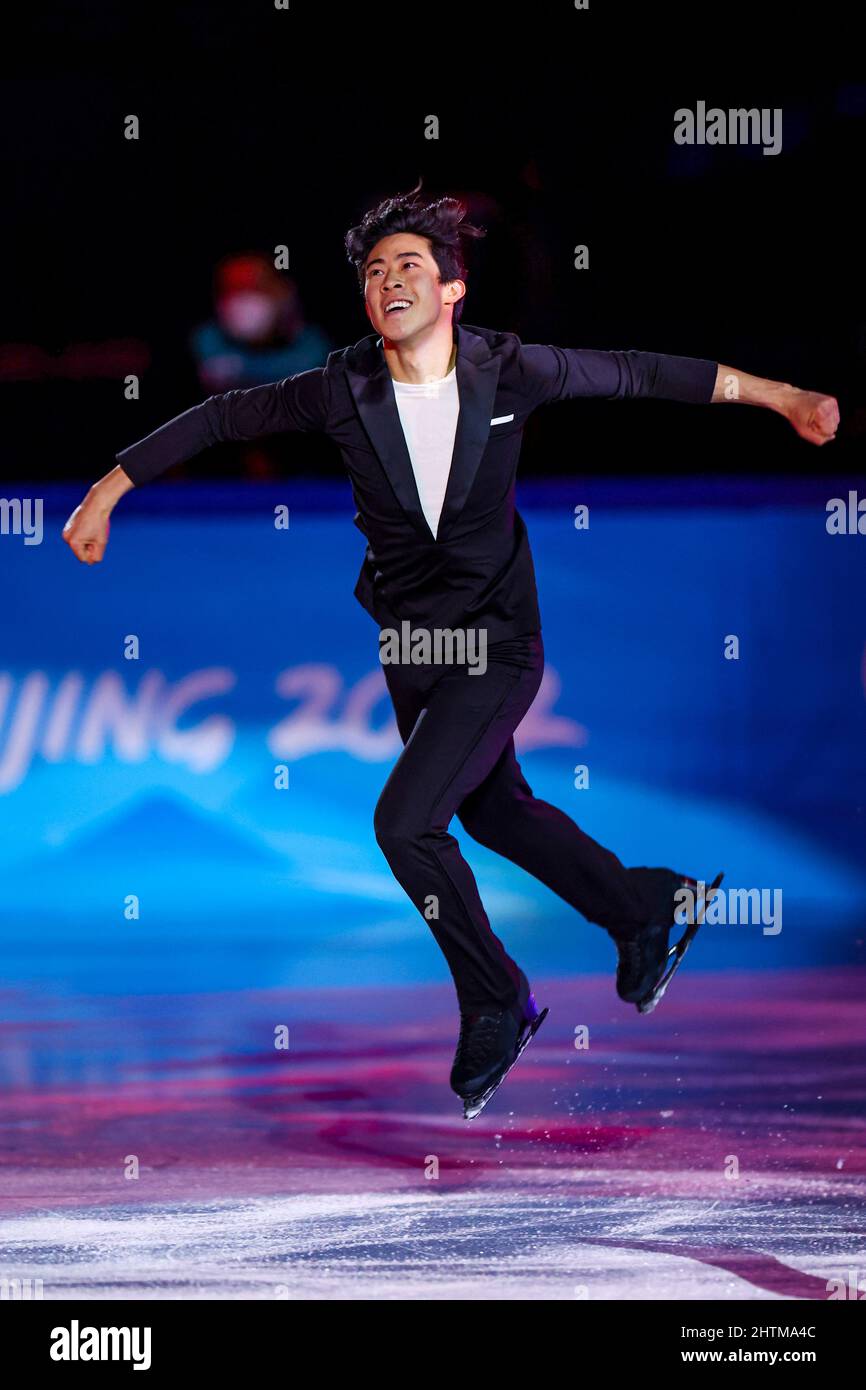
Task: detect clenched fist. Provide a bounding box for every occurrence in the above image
[62,467,134,563]
[62,494,111,564]
[785,388,840,446]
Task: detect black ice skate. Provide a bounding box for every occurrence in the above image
[612,871,724,1015]
[451,992,549,1121]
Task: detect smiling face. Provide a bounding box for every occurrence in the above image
[363,233,465,341]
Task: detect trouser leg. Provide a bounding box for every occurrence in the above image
[456,738,679,932]
[375,653,544,1012]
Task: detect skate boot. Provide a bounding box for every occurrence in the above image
[611,871,724,1014]
[450,974,549,1120]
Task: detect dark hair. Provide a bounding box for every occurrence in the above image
[344,179,485,324]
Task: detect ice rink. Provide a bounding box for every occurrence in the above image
[2,967,864,1300]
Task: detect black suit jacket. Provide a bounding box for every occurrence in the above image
[117,322,717,641]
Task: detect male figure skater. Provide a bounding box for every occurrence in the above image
[63,186,839,1117]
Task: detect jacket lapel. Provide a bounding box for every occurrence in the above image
[345,322,501,543]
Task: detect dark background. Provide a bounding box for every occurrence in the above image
[2,10,864,483]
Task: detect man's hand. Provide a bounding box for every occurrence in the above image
[62,466,134,563]
[783,386,840,446]
[712,365,839,446]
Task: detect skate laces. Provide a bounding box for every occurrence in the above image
[456,1011,504,1069]
[618,938,642,967]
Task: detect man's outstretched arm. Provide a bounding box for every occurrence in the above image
[520,343,840,447]
[63,368,329,564]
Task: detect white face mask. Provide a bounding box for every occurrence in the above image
[218,292,279,340]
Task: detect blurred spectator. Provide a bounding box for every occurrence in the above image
[189,253,332,478]
[190,253,331,392]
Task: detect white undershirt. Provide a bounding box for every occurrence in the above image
[391,364,459,540]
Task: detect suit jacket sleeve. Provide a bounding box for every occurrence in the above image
[116,367,330,485]
[519,343,717,408]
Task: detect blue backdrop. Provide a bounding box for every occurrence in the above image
[2,480,864,995]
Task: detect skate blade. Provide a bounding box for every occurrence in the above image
[636,871,724,1015]
[462,1007,549,1120]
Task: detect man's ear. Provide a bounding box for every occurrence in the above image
[445,279,466,308]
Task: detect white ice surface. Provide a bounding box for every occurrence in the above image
[2,1189,864,1300]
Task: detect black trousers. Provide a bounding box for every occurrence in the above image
[375,631,680,1014]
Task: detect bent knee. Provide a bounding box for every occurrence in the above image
[375,797,450,857]
[456,807,500,850]
[374,802,421,853]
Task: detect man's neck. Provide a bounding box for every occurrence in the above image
[382,320,457,384]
